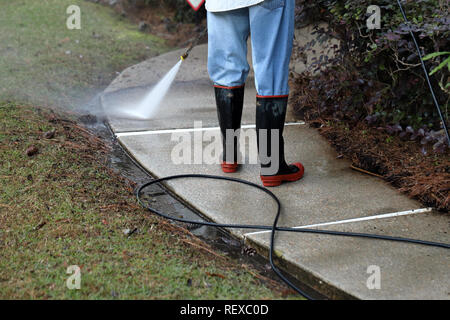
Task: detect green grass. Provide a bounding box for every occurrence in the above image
[0,2,299,300]
[0,103,296,299]
[0,0,169,109]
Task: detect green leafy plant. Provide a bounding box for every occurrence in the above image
[423,51,450,76]
[293,0,449,150]
[423,51,450,91]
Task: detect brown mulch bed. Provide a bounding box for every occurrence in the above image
[290,82,450,213]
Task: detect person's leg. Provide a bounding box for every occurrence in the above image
[207,8,250,88]
[249,0,294,97]
[207,9,250,172]
[249,0,304,186]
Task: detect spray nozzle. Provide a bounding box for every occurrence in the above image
[181,43,193,61]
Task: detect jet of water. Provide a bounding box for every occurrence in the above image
[111,59,183,120]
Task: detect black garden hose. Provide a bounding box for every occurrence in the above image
[136,174,449,300]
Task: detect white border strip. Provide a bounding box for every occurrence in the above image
[244,208,433,238]
[115,121,306,138]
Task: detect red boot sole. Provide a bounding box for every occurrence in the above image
[221,162,239,173]
[260,163,305,187]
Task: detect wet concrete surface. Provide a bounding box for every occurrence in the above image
[115,124,450,299]
[80,115,321,298]
[98,44,450,299]
[117,125,424,232]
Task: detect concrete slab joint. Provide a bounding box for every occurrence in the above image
[102,44,450,300]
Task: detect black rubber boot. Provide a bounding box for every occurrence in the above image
[214,85,245,172]
[256,96,304,186]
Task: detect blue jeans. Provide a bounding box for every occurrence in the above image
[207,0,294,97]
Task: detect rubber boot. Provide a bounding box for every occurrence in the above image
[214,85,245,173]
[256,96,304,187]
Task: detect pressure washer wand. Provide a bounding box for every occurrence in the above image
[181,27,208,61]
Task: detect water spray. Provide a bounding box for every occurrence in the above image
[109,28,207,121]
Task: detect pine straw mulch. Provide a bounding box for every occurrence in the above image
[290,86,450,213]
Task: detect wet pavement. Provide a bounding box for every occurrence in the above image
[99,44,450,299]
[80,114,320,298]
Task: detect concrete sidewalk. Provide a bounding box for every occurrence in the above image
[101,44,449,300]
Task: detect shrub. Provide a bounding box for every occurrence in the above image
[293,0,449,152]
[126,0,206,23]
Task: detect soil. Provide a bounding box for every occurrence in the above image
[290,80,450,213]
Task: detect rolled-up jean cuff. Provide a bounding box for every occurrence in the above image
[256,94,289,98]
[214,84,245,89]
